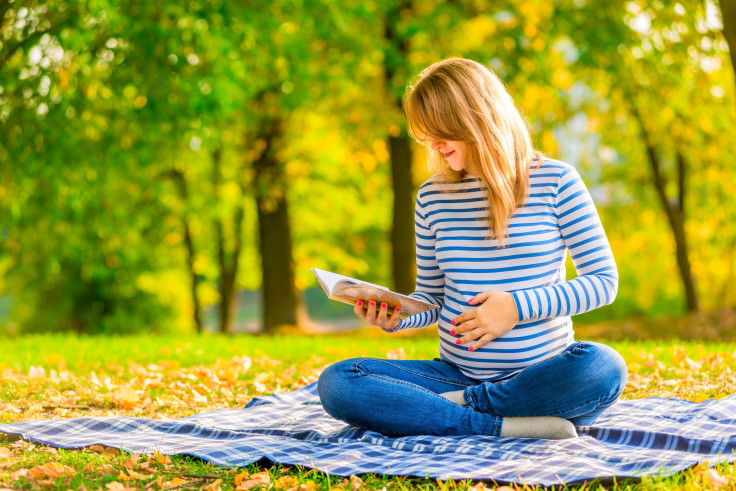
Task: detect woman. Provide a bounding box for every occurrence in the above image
[317,58,627,439]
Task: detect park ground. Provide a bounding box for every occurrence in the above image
[1,322,736,490]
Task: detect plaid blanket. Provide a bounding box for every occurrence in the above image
[1,382,735,486]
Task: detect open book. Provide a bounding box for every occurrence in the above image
[311,268,439,318]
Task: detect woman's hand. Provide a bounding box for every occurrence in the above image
[450,291,519,351]
[354,299,402,332]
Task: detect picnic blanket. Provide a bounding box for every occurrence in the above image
[1,382,735,486]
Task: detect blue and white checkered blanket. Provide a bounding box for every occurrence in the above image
[2,383,735,486]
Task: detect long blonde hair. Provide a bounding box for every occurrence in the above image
[403,58,542,245]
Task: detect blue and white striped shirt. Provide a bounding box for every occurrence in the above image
[397,158,618,381]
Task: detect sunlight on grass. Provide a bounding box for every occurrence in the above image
[1,333,735,489]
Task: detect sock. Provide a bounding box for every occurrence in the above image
[500,416,578,439]
[439,389,466,405]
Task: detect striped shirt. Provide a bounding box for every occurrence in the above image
[396,158,618,381]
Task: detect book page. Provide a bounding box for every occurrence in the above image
[311,268,388,295]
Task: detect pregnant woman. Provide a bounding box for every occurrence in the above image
[318,58,628,439]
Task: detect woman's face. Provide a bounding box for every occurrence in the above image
[429,139,468,172]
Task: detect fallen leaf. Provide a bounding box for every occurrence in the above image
[118,469,154,481]
[28,461,77,479]
[703,468,729,488]
[282,365,296,379]
[350,474,363,490]
[0,447,11,458]
[28,366,45,379]
[234,471,250,486]
[152,451,172,464]
[275,475,297,489]
[10,468,29,480]
[42,446,59,455]
[89,444,120,455]
[105,482,129,491]
[158,476,187,488]
[112,386,141,408]
[467,483,489,491]
[236,471,270,490]
[202,478,223,491]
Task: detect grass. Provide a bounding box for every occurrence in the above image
[0,330,735,490]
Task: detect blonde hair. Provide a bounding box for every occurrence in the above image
[403,58,542,245]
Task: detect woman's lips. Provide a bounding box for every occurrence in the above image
[443,150,455,158]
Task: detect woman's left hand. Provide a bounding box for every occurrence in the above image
[450,291,519,351]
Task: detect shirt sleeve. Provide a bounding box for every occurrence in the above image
[390,193,445,331]
[510,166,618,322]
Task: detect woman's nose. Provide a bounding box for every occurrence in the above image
[430,141,445,151]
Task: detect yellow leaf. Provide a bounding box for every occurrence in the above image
[234,471,250,486]
[152,451,172,464]
[112,386,141,408]
[236,471,270,490]
[28,461,77,479]
[275,476,297,489]
[164,477,187,487]
[0,447,11,458]
[693,393,709,403]
[202,478,223,491]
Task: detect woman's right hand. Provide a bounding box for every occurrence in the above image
[354,299,402,332]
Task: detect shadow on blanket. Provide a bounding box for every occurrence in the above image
[1,382,735,486]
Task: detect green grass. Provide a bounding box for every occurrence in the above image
[1,332,735,490]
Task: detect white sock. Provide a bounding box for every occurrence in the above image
[439,389,466,405]
[500,416,578,439]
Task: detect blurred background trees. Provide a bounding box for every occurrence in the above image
[1,0,735,335]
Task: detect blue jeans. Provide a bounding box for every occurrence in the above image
[317,341,627,437]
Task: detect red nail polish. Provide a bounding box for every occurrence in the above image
[450,320,455,325]
[369,301,375,306]
[356,300,363,306]
[455,340,461,345]
[395,306,400,312]
[381,302,387,309]
[450,330,455,336]
[469,346,474,351]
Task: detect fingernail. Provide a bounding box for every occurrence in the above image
[455,340,461,345]
[468,346,474,351]
[450,319,455,325]
[381,302,387,309]
[356,300,363,306]
[395,306,400,312]
[450,330,455,336]
[369,301,375,306]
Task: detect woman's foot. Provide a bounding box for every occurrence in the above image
[500,416,578,439]
[439,390,577,439]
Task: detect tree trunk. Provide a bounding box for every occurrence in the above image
[630,105,700,312]
[160,169,204,333]
[718,0,736,97]
[213,147,242,334]
[384,6,416,294]
[253,121,299,332]
[388,134,416,294]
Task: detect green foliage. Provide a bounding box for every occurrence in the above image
[1,1,735,333]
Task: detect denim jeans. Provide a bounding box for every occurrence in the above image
[317,341,627,437]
